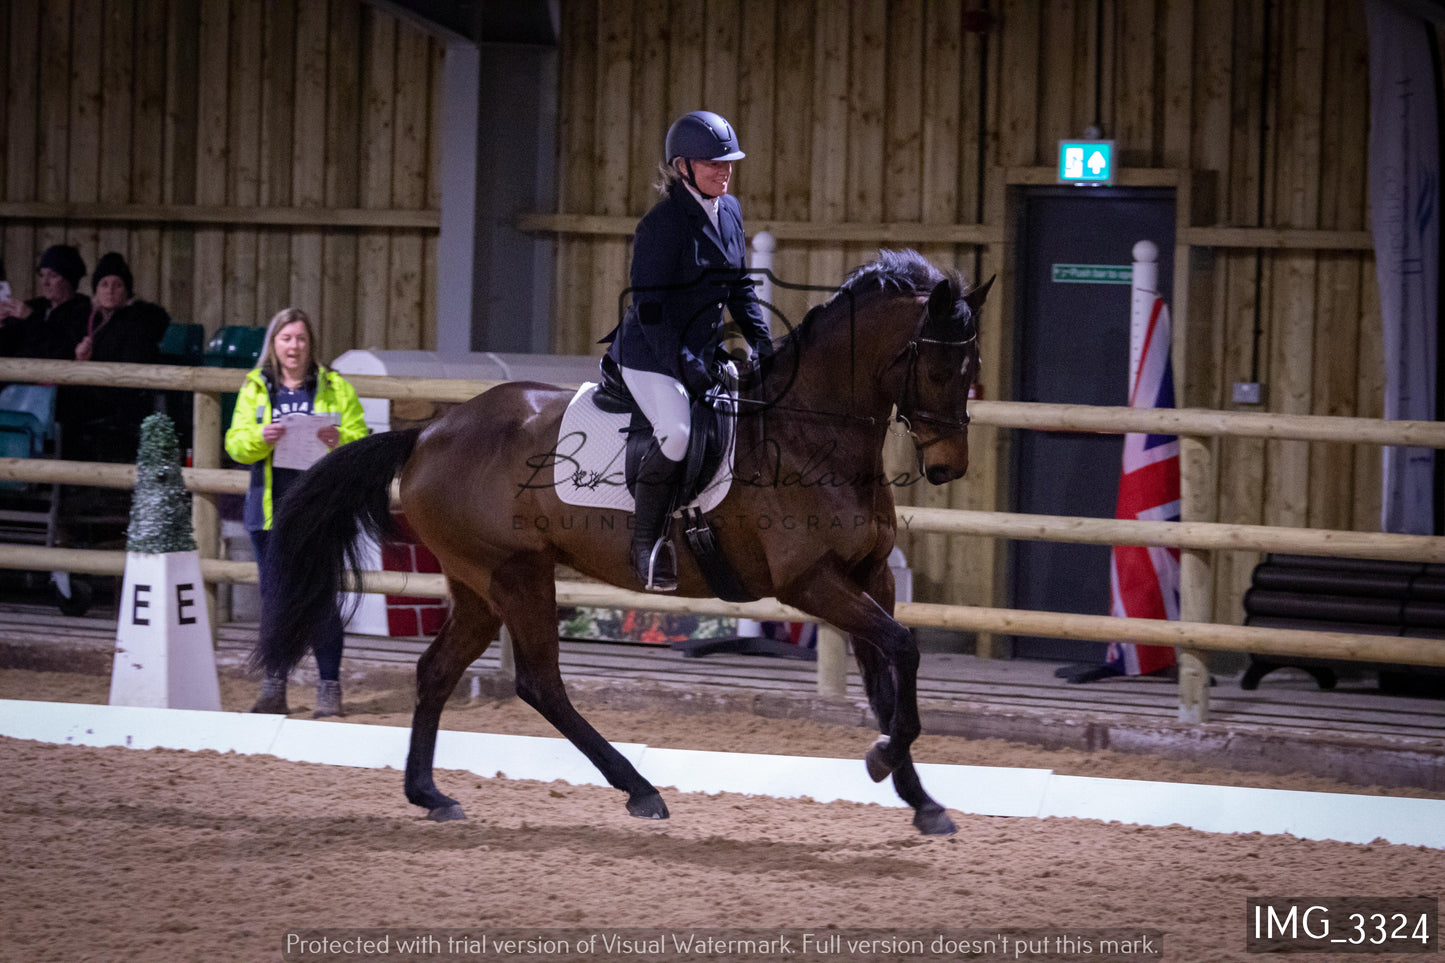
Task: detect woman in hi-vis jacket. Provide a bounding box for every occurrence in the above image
[226,307,368,718]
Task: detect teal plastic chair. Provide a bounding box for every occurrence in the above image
[159,323,205,366]
[204,326,266,369]
[0,384,57,491]
[204,326,266,453]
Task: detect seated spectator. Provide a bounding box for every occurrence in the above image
[0,245,91,359]
[58,252,171,464]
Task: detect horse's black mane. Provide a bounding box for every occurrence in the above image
[835,248,951,301]
[784,249,968,347]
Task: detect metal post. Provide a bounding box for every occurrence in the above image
[815,624,848,700]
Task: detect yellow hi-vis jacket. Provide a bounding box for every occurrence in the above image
[224,364,369,530]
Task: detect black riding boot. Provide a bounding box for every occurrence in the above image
[630,441,684,592]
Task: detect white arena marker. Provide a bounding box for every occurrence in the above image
[0,699,284,755]
[267,719,412,770]
[2,701,1444,850]
[1037,775,1445,850]
[636,747,903,807]
[264,722,648,786]
[435,729,646,787]
[633,749,1053,818]
[109,551,222,712]
[913,761,1055,818]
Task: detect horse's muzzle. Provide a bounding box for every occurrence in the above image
[926,463,964,485]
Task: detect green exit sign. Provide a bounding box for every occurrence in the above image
[1058,140,1115,184]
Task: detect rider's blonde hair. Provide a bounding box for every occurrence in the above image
[654,160,686,196]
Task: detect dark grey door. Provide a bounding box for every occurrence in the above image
[1009,187,1175,661]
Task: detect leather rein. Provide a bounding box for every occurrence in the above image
[727,301,979,448]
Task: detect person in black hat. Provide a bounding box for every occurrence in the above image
[57,252,171,465]
[0,244,91,358]
[73,252,169,361]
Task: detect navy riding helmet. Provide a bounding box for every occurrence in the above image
[664,110,746,163]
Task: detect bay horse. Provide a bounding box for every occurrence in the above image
[253,249,990,835]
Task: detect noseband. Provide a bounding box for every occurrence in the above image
[894,330,978,454]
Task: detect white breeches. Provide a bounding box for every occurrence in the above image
[621,366,690,462]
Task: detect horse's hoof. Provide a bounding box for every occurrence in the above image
[864,738,894,783]
[427,804,467,822]
[626,791,669,820]
[913,805,957,836]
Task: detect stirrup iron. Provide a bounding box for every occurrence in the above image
[644,533,677,592]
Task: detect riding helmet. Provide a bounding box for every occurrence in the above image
[664,110,745,163]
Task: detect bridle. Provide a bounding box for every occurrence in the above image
[893,325,978,454]
[726,293,979,450]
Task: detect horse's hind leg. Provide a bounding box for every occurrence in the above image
[405,578,500,821]
[853,641,956,836]
[495,554,668,820]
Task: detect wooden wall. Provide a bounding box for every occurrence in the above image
[0,0,444,364]
[0,0,1393,623]
[544,0,1382,621]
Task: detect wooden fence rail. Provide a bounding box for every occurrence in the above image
[0,359,1440,720]
[2,458,1437,566]
[3,358,1444,445]
[900,507,1445,562]
[2,545,1440,676]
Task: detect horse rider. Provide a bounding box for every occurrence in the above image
[602,109,774,593]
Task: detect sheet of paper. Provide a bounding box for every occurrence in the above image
[272,412,339,471]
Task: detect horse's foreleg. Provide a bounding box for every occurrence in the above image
[852,641,956,836]
[496,558,668,820]
[404,578,500,821]
[780,559,922,784]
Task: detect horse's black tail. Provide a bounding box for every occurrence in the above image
[249,427,423,679]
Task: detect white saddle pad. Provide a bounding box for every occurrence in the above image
[551,383,735,512]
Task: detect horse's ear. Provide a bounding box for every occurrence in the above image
[964,275,995,316]
[926,279,953,323]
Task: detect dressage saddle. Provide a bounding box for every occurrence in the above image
[592,354,755,602]
[593,354,734,506]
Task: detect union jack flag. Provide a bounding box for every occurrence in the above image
[1106,295,1180,676]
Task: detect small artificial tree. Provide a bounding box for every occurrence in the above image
[126,413,197,555]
